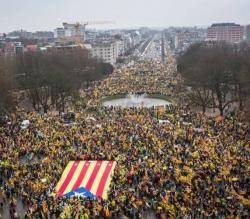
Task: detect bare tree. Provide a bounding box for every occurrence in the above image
[16,48,113,113]
[178,44,213,113]
[178,42,250,115]
[0,56,16,115]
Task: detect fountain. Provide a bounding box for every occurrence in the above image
[102,93,172,108]
[124,93,147,107]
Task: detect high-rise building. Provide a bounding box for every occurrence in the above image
[207,23,244,43]
[91,41,118,65]
[246,25,250,42]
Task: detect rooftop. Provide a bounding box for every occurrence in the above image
[211,23,241,27]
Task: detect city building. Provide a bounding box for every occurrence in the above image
[0,42,23,57]
[3,42,16,56]
[174,34,183,49]
[7,30,33,39]
[246,25,250,42]
[54,23,85,44]
[0,33,6,41]
[207,23,244,43]
[25,45,38,52]
[7,30,54,40]
[84,31,97,43]
[46,44,82,53]
[91,41,118,65]
[63,22,85,39]
[54,28,66,39]
[32,31,54,40]
[14,42,24,54]
[116,40,126,56]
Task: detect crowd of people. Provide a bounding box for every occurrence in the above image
[82,60,180,109]
[0,53,249,218]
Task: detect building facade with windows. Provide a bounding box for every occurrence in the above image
[54,28,66,39]
[207,23,244,43]
[246,25,250,42]
[91,41,118,65]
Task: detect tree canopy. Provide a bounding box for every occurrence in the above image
[0,48,113,114]
[178,42,250,115]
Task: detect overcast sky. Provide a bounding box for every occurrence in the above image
[1,0,250,32]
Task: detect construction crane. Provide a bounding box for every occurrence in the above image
[80,20,115,28]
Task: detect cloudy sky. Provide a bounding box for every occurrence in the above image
[1,0,250,32]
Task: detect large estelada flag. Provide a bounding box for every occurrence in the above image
[56,160,116,199]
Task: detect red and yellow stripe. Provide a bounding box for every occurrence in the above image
[55,160,116,199]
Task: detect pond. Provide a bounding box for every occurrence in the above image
[102,94,172,108]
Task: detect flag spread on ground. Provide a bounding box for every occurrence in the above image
[56,160,116,199]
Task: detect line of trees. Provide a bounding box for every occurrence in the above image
[0,57,16,115]
[178,42,250,115]
[0,48,113,114]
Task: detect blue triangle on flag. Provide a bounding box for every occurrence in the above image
[63,187,96,198]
